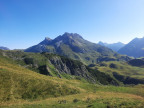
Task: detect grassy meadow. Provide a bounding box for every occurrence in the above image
[0,53,144,108]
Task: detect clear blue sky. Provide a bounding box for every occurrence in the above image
[1,0,144,49]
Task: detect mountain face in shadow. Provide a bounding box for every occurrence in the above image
[118,37,144,58]
[25,33,130,64]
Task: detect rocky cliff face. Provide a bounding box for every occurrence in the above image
[44,55,95,83]
[48,56,88,76]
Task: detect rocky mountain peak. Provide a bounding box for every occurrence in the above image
[60,32,83,39]
[53,32,84,44]
[25,32,129,64]
[45,37,52,41]
[39,37,52,45]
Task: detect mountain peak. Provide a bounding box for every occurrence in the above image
[54,32,84,43]
[98,41,106,46]
[45,37,52,41]
[25,33,129,64]
[62,32,83,39]
[39,37,52,45]
[118,37,144,57]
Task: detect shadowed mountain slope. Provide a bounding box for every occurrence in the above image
[118,37,144,58]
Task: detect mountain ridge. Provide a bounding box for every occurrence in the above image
[98,41,125,52]
[118,37,144,58]
[25,32,130,65]
[0,46,9,50]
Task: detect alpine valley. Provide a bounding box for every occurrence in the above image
[0,33,144,108]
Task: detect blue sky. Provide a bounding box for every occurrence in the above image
[0,0,144,49]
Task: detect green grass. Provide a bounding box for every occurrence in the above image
[0,50,120,85]
[0,51,144,108]
[1,90,144,108]
[97,61,144,79]
[0,56,80,102]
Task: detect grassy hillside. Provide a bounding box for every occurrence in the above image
[0,50,144,107]
[0,55,80,102]
[97,61,144,79]
[97,61,144,84]
[0,50,120,85]
[1,83,144,107]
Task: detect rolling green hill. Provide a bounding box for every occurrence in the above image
[128,58,144,67]
[97,61,144,84]
[1,50,144,85]
[0,53,81,102]
[0,50,119,85]
[0,50,144,107]
[0,58,144,107]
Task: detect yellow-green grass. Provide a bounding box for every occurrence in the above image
[0,56,81,102]
[97,61,144,79]
[0,56,144,108]
[1,91,144,108]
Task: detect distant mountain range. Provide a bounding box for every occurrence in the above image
[118,37,144,58]
[98,41,125,52]
[2,33,144,58]
[25,32,129,64]
[0,46,9,50]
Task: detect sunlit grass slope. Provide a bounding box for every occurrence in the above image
[97,61,144,79]
[0,55,80,102]
[0,50,120,85]
[1,85,144,108]
[0,53,144,108]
